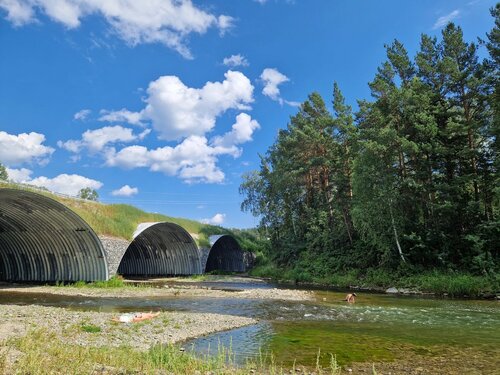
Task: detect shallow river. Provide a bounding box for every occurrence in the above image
[1,279,499,370]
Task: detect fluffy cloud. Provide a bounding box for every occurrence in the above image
[74,109,91,121]
[0,131,54,166]
[106,135,224,183]
[223,54,249,67]
[94,70,258,183]
[260,68,299,106]
[143,70,254,140]
[433,10,460,30]
[58,125,150,153]
[201,213,226,225]
[5,167,33,182]
[105,113,259,183]
[111,184,138,196]
[0,0,33,25]
[211,113,260,157]
[99,109,144,126]
[104,70,254,141]
[260,68,289,102]
[29,173,103,196]
[0,0,233,58]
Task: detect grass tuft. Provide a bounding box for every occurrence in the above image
[80,324,101,333]
[6,328,345,374]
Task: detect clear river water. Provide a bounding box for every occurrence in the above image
[1,279,499,372]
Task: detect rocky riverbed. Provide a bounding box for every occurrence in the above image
[0,282,313,301]
[0,304,256,350]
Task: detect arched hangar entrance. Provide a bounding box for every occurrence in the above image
[117,222,201,276]
[204,235,245,273]
[0,188,108,282]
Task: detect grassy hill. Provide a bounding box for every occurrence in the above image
[0,181,261,250]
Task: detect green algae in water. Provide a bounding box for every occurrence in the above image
[268,321,397,366]
[264,296,500,368]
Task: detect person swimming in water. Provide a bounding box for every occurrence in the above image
[344,293,356,303]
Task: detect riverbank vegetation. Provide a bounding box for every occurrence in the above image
[250,262,498,297]
[241,6,500,296]
[1,328,348,375]
[55,275,127,288]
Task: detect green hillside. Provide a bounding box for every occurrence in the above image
[0,182,260,250]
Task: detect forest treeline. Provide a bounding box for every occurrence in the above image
[240,5,500,279]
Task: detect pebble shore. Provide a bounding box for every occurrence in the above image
[0,283,313,301]
[0,304,256,350]
[0,279,311,373]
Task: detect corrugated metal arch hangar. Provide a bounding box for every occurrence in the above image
[204,235,245,273]
[117,222,202,276]
[0,188,109,282]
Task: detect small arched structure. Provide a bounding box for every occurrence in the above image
[0,188,108,282]
[204,235,245,273]
[117,222,201,276]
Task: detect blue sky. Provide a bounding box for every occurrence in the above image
[0,0,497,228]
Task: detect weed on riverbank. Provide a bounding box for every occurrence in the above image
[4,329,354,374]
[54,275,132,289]
[250,264,499,297]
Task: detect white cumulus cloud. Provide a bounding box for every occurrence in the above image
[143,70,254,140]
[5,167,33,182]
[211,113,260,157]
[58,125,150,154]
[74,109,91,121]
[201,213,226,225]
[99,109,144,126]
[29,173,103,196]
[223,54,249,67]
[433,10,460,30]
[260,68,295,105]
[105,135,224,183]
[0,0,233,58]
[111,184,138,196]
[0,131,54,166]
[105,112,259,184]
[104,70,254,141]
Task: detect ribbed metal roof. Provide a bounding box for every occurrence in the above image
[117,222,201,276]
[0,188,108,282]
[204,235,245,273]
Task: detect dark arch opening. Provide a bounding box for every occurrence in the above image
[117,222,201,276]
[0,188,108,282]
[204,235,245,273]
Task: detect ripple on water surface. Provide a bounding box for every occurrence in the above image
[1,286,498,369]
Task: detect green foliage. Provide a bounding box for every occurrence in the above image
[91,275,125,288]
[9,328,347,374]
[249,259,497,296]
[56,276,126,289]
[240,9,500,280]
[0,162,8,181]
[77,187,99,201]
[80,324,101,333]
[403,272,498,297]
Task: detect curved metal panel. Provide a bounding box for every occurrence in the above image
[117,222,201,276]
[0,188,109,282]
[204,235,245,273]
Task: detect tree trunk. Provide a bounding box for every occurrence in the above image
[389,200,406,263]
